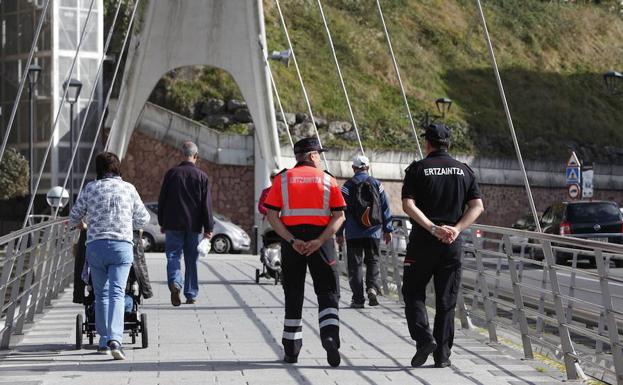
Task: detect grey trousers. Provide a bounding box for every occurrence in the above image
[346,238,381,304]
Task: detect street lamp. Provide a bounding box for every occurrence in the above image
[603,70,623,95]
[63,78,82,211]
[27,63,42,196]
[420,97,453,128]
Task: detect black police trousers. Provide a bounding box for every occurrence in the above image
[402,233,462,363]
[281,225,340,358]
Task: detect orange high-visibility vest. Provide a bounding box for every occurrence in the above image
[264,165,346,226]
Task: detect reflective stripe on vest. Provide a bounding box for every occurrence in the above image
[281,170,331,217]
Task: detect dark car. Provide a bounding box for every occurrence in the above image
[540,201,623,265]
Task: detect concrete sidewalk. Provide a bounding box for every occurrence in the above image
[0,254,567,385]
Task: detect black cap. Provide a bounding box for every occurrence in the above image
[421,123,451,141]
[293,137,326,154]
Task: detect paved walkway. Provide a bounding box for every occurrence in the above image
[0,254,567,385]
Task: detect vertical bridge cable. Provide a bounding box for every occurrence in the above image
[273,0,328,169]
[0,0,52,164]
[476,3,586,380]
[267,61,294,149]
[78,0,141,195]
[52,0,125,218]
[314,0,365,157]
[374,0,423,160]
[474,0,540,232]
[22,0,97,228]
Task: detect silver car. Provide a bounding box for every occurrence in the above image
[141,203,251,254]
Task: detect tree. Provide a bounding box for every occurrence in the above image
[0,148,29,199]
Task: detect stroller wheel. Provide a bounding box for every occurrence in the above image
[88,333,94,346]
[274,272,280,285]
[132,333,136,344]
[141,313,149,349]
[255,269,260,284]
[75,314,83,350]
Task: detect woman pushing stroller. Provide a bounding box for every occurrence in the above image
[69,152,150,360]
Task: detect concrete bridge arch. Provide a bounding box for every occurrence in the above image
[108,0,281,228]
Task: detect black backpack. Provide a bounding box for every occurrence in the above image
[350,177,382,228]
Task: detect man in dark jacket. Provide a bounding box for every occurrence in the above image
[337,155,393,308]
[158,141,214,306]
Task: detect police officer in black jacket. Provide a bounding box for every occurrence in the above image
[401,124,484,368]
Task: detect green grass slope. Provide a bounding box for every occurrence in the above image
[154,0,623,163]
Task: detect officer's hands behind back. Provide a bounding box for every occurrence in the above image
[438,225,460,244]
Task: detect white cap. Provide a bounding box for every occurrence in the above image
[352,155,370,168]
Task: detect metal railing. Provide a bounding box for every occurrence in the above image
[377,224,623,385]
[0,218,77,349]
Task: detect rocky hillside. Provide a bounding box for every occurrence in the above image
[146,0,623,163]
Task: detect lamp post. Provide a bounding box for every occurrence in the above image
[420,97,452,128]
[27,64,42,196]
[603,70,623,95]
[63,78,82,211]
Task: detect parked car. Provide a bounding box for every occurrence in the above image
[461,227,483,255]
[141,203,251,254]
[509,212,538,257]
[539,200,623,265]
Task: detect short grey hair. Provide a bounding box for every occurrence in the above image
[295,151,314,163]
[182,141,198,157]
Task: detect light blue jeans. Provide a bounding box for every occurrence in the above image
[86,239,133,348]
[165,231,200,300]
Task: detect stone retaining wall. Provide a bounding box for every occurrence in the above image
[121,130,255,237]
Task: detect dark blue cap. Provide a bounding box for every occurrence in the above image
[421,123,451,141]
[293,137,326,154]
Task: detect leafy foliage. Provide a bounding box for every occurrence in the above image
[118,0,623,162]
[0,149,29,200]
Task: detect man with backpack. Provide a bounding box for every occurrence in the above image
[337,155,393,308]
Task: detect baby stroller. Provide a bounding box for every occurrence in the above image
[255,226,282,285]
[74,230,152,349]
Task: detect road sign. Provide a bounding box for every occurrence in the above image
[582,167,594,198]
[566,166,580,185]
[567,152,580,167]
[568,184,581,199]
[565,151,581,186]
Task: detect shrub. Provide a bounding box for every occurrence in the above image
[0,148,29,199]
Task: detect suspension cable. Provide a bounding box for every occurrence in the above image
[267,62,294,149]
[314,0,365,157]
[475,0,541,232]
[52,0,124,218]
[22,0,97,228]
[374,0,423,160]
[77,0,141,195]
[273,0,328,169]
[0,0,52,164]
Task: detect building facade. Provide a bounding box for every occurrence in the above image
[0,0,103,196]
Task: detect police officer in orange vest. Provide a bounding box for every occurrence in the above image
[264,137,347,367]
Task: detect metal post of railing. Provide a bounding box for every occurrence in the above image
[541,240,583,380]
[596,310,606,357]
[380,247,390,296]
[594,249,623,384]
[14,232,41,334]
[536,262,548,335]
[503,235,534,359]
[474,249,498,343]
[390,239,403,303]
[456,251,474,329]
[566,252,579,323]
[0,234,28,349]
[44,225,64,306]
[26,225,53,323]
[35,227,57,314]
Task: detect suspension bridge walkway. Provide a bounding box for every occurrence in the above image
[0,252,566,385]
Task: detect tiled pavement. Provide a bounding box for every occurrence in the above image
[0,254,568,385]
